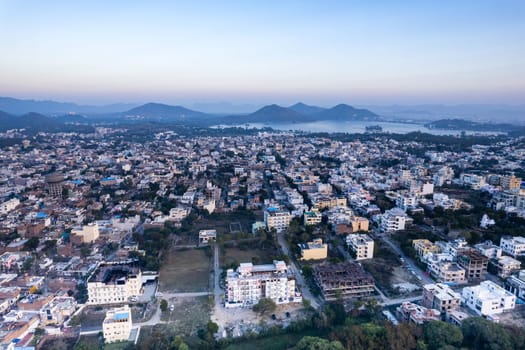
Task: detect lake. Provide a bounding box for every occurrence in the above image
[213,120,502,136]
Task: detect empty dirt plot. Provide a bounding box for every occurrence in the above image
[160,295,211,335]
[221,246,279,267]
[159,248,212,292]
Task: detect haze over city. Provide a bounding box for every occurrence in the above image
[1,0,524,107]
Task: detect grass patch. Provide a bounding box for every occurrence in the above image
[224,328,329,350]
[222,246,279,267]
[159,248,212,292]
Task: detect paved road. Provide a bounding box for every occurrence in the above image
[377,230,434,285]
[277,232,321,310]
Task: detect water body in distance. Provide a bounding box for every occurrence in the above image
[212,121,504,136]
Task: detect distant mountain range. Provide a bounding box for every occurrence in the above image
[0,110,94,133]
[0,97,138,115]
[425,118,522,133]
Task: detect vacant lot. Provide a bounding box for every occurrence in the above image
[159,295,211,335]
[188,211,262,235]
[221,246,279,267]
[159,248,212,292]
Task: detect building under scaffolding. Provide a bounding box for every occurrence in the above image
[314,262,375,300]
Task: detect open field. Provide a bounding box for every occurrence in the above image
[224,328,328,350]
[188,211,262,235]
[159,248,212,292]
[159,295,211,335]
[221,246,279,267]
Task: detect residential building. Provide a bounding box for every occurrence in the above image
[500,236,525,257]
[506,270,525,299]
[264,207,291,233]
[494,256,521,278]
[39,296,76,326]
[396,302,441,325]
[474,240,502,260]
[0,198,20,215]
[198,229,217,245]
[428,261,466,284]
[462,281,516,316]
[314,262,375,300]
[225,261,299,308]
[456,250,488,281]
[299,238,327,261]
[380,208,407,232]
[87,261,143,305]
[412,239,440,259]
[421,283,461,313]
[303,210,322,226]
[396,193,418,212]
[346,234,374,260]
[103,305,132,343]
[349,216,369,232]
[71,222,100,243]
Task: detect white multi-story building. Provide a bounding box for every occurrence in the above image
[396,193,418,212]
[507,270,525,299]
[346,234,374,260]
[0,198,20,215]
[462,281,516,316]
[380,208,407,232]
[500,236,525,257]
[225,260,299,308]
[303,210,322,226]
[87,262,143,305]
[264,207,291,232]
[474,240,502,260]
[495,256,521,278]
[103,305,132,343]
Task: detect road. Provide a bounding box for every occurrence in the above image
[276,231,321,310]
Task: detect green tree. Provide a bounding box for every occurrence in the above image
[160,299,168,312]
[296,336,344,350]
[207,321,219,334]
[23,237,40,251]
[252,298,277,315]
[423,321,463,350]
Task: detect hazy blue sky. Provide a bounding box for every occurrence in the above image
[0,0,524,105]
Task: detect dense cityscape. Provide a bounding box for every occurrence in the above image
[0,124,523,349]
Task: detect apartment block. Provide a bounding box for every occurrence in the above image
[421,283,461,314]
[103,305,132,343]
[264,207,291,233]
[380,208,407,232]
[346,234,374,260]
[456,250,488,281]
[314,262,375,300]
[299,238,327,261]
[506,270,525,299]
[303,210,322,226]
[396,302,441,325]
[500,236,525,257]
[87,261,143,305]
[428,261,466,284]
[462,281,516,316]
[494,256,521,278]
[225,261,299,308]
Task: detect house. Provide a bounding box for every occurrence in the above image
[71,222,99,244]
[462,281,516,316]
[298,238,327,261]
[474,240,502,260]
[412,239,440,259]
[198,230,217,245]
[303,210,322,226]
[506,270,525,299]
[494,256,521,278]
[39,296,76,326]
[500,236,525,258]
[396,302,441,325]
[421,283,461,314]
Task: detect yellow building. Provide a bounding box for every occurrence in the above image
[413,239,440,258]
[299,238,328,260]
[349,216,369,232]
[103,305,132,343]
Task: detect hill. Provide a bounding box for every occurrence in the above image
[0,110,94,133]
[122,103,211,123]
[311,104,380,121]
[288,102,326,115]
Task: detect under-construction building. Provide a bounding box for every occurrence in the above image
[314,262,375,300]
